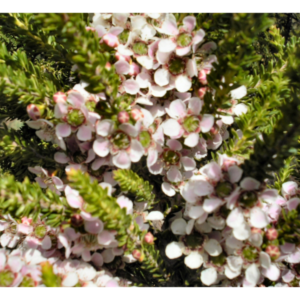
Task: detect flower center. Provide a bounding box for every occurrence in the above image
[162,149,180,165]
[19,276,35,287]
[0,270,14,287]
[66,109,85,127]
[177,33,192,47]
[119,29,130,44]
[185,232,204,249]
[210,252,226,266]
[242,245,259,263]
[239,191,257,208]
[73,152,88,164]
[82,234,98,247]
[132,42,148,56]
[112,131,131,150]
[139,131,151,148]
[215,181,233,198]
[182,116,200,133]
[168,57,186,76]
[34,225,47,239]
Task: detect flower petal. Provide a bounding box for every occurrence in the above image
[146,211,164,221]
[123,79,140,95]
[226,208,244,228]
[240,177,260,190]
[154,68,170,86]
[167,166,182,182]
[228,165,243,183]
[233,222,251,241]
[200,114,214,133]
[175,75,192,93]
[204,239,222,256]
[93,137,110,157]
[181,156,196,171]
[165,242,184,259]
[129,139,144,163]
[245,264,260,286]
[171,218,187,235]
[230,86,247,100]
[115,60,130,75]
[162,119,182,138]
[184,133,199,148]
[112,151,131,169]
[56,123,71,138]
[250,207,269,228]
[183,16,196,32]
[203,198,223,213]
[184,252,203,269]
[77,125,92,141]
[201,268,217,286]
[162,182,176,197]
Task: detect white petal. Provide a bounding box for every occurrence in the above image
[184,133,199,148]
[233,103,248,116]
[227,256,243,272]
[165,242,184,259]
[183,16,196,32]
[200,114,214,133]
[154,68,170,86]
[186,219,195,235]
[77,125,92,141]
[245,264,260,286]
[259,252,271,269]
[112,151,131,169]
[146,211,164,221]
[171,218,187,235]
[228,165,243,183]
[181,156,196,171]
[129,139,144,163]
[240,177,260,190]
[123,79,140,95]
[230,86,247,100]
[188,97,202,115]
[200,162,222,181]
[175,75,192,93]
[233,222,251,241]
[201,268,217,286]
[184,252,203,269]
[151,85,168,97]
[62,272,78,287]
[204,239,222,256]
[203,198,223,213]
[226,208,244,228]
[167,166,182,182]
[93,138,110,157]
[194,180,214,196]
[136,56,154,70]
[162,119,182,138]
[261,264,280,281]
[224,265,241,279]
[250,207,269,228]
[162,182,176,197]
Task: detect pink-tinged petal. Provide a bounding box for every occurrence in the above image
[25,249,47,265]
[96,119,114,137]
[22,236,40,249]
[198,41,217,53]
[267,203,281,221]
[119,123,138,138]
[91,253,103,267]
[54,102,68,118]
[112,150,131,169]
[162,119,182,138]
[0,252,6,271]
[0,221,9,232]
[165,242,184,259]
[114,60,130,75]
[233,103,248,116]
[200,114,214,133]
[245,264,260,286]
[230,86,247,100]
[287,197,300,211]
[108,26,123,36]
[282,270,295,283]
[129,139,144,163]
[240,177,260,191]
[146,211,164,221]
[228,165,243,183]
[259,251,271,269]
[181,156,196,171]
[91,157,109,170]
[203,198,223,213]
[233,222,251,241]
[136,56,154,70]
[226,208,244,228]
[175,75,192,93]
[227,256,243,272]
[148,160,163,175]
[106,279,119,287]
[84,219,104,234]
[8,256,23,273]
[250,207,269,228]
[68,91,85,108]
[225,265,241,279]
[35,177,47,188]
[82,249,92,262]
[171,218,187,235]
[184,133,199,148]
[180,182,199,204]
[156,50,171,65]
[259,189,278,204]
[147,148,158,167]
[192,29,205,52]
[154,68,170,86]
[130,15,147,30]
[188,97,202,115]
[95,24,107,37]
[167,139,183,151]
[183,16,196,32]
[17,224,33,235]
[86,148,96,164]
[162,182,176,197]
[93,137,110,157]
[98,230,115,246]
[167,99,187,119]
[167,166,182,182]
[207,132,222,150]
[148,39,160,58]
[282,181,298,196]
[123,79,140,95]
[204,239,222,256]
[186,59,198,78]
[136,71,151,88]
[261,264,280,281]
[188,205,205,219]
[117,195,133,215]
[176,46,191,57]
[41,235,52,250]
[26,120,44,129]
[200,162,222,181]
[194,180,214,196]
[56,123,71,138]
[77,125,92,141]
[151,85,168,97]
[54,152,70,164]
[286,249,300,263]
[160,19,179,35]
[66,193,83,209]
[185,252,203,269]
[140,108,154,128]
[201,268,217,286]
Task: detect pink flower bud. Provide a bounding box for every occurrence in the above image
[53,92,67,103]
[22,217,33,225]
[128,62,140,76]
[86,26,96,32]
[118,111,130,123]
[115,52,131,62]
[27,104,41,120]
[131,108,144,121]
[251,228,262,234]
[266,245,281,260]
[144,232,154,244]
[198,69,207,85]
[132,250,144,262]
[198,87,207,98]
[103,33,119,48]
[265,228,278,241]
[105,62,112,70]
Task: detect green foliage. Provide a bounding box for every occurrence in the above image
[41,262,62,287]
[67,169,132,246]
[113,169,156,208]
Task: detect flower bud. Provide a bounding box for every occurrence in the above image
[265,245,281,260]
[105,62,112,70]
[118,111,130,124]
[132,249,144,262]
[251,228,262,234]
[198,69,207,85]
[53,92,67,103]
[103,33,119,48]
[71,214,84,228]
[27,104,43,120]
[131,108,144,121]
[198,87,207,99]
[86,26,95,32]
[265,228,278,241]
[144,232,154,244]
